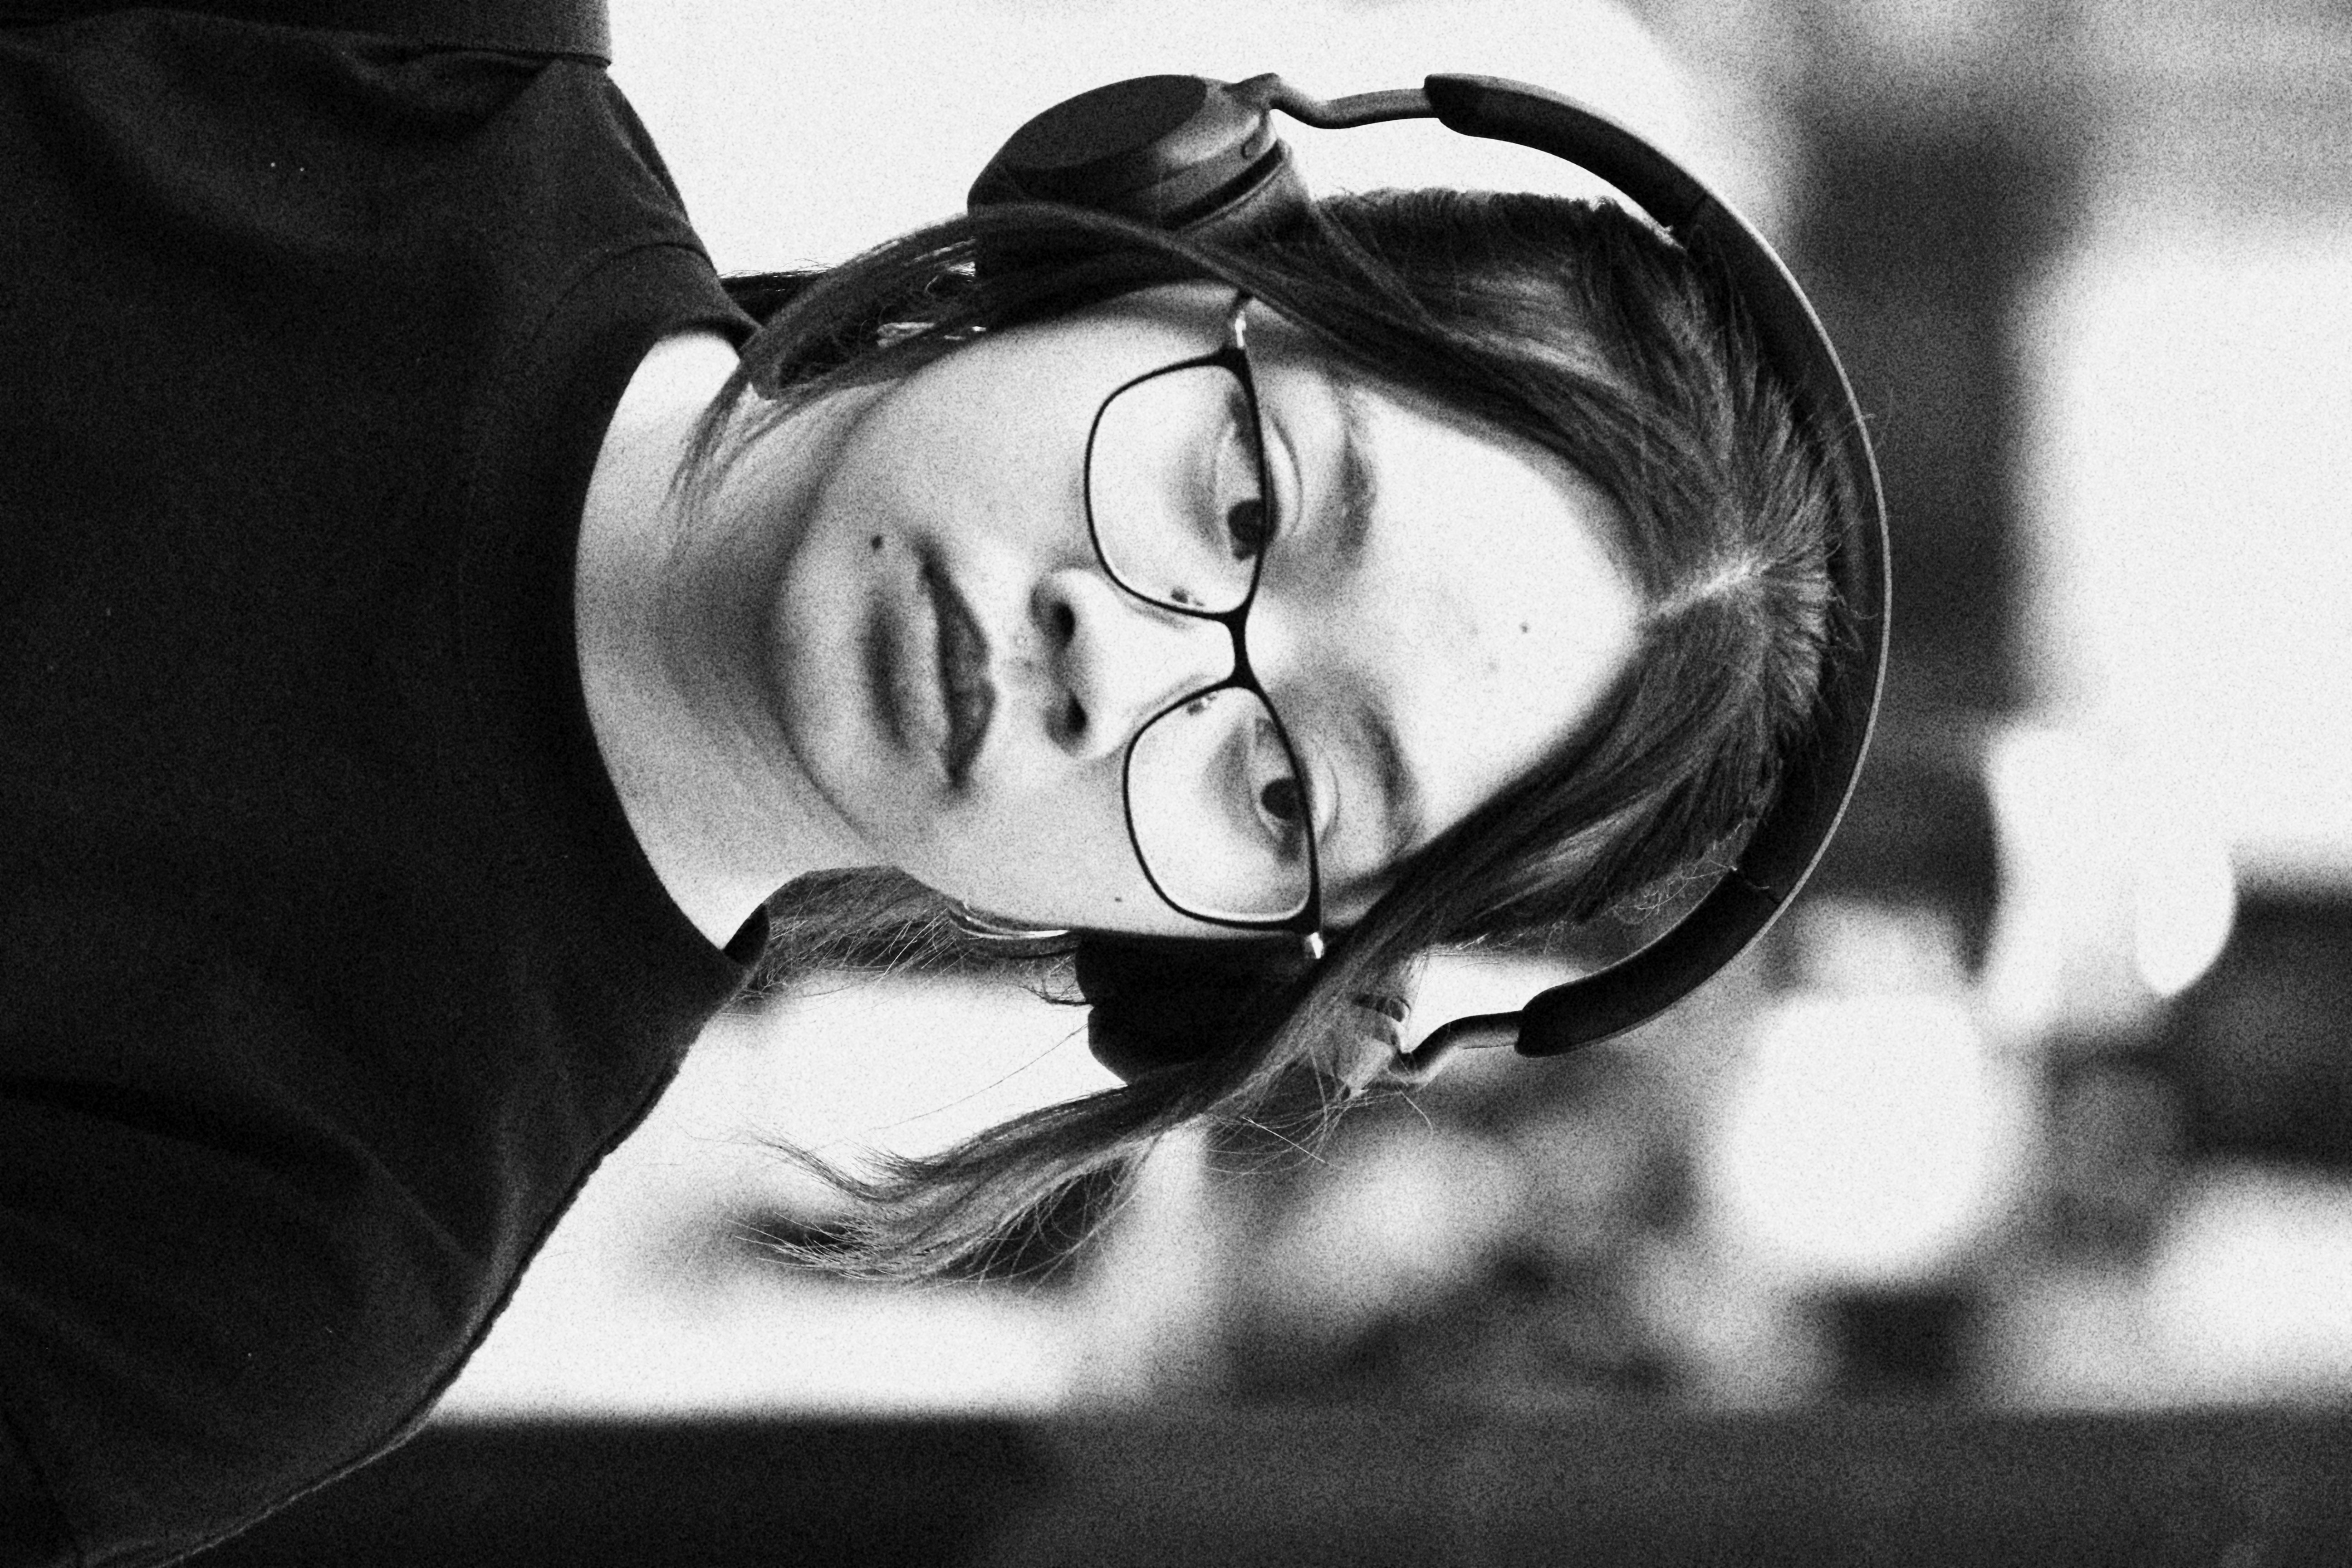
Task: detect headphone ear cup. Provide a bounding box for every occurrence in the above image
[969,74,1308,240]
[1074,934,1309,1083]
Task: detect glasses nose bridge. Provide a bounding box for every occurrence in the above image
[1058,568,1244,751]
[1124,590,1247,720]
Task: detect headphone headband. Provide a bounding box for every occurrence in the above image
[973,74,1890,1063]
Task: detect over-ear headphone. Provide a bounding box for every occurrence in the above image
[971,74,1889,1066]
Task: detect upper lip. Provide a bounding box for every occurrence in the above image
[925,560,995,787]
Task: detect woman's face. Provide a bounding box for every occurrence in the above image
[753,284,1641,937]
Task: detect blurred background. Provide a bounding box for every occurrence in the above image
[429,0,2352,1444]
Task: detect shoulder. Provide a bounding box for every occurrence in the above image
[1,1,607,61]
[0,1066,488,1563]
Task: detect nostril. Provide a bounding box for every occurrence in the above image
[1051,694,1088,746]
[1050,600,1077,647]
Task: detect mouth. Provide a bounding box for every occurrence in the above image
[923,560,995,788]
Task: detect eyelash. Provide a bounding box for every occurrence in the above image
[1211,394,1278,560]
[1242,714,1309,858]
[1228,398,1330,858]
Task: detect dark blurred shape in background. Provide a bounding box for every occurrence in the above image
[2161,896,2352,1171]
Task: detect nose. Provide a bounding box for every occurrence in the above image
[1031,565,1237,759]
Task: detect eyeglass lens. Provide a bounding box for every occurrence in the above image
[1088,364,1272,612]
[1089,359,1314,926]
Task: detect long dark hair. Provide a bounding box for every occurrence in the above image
[690,190,1841,1278]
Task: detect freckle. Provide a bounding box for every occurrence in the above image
[1519,622,1531,634]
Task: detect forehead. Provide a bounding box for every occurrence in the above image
[1258,343,1642,903]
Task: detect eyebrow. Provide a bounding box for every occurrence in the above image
[1330,383,1379,568]
[1360,704,1426,874]
[1317,391,1425,873]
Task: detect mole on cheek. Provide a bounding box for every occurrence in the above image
[869,535,885,553]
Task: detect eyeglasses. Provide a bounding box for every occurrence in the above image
[1084,294,1325,957]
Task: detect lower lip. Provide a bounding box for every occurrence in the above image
[926,564,993,788]
[863,557,991,787]
[864,570,935,764]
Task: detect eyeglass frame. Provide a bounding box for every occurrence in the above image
[1080,293,1328,960]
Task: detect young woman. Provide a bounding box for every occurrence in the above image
[0,4,1838,1563]
[680,189,1839,1273]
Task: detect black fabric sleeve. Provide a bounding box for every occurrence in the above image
[0,11,747,1560]
[0,1410,74,1568]
[0,0,611,61]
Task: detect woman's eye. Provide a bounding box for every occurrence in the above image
[1207,393,1274,562]
[1238,716,1311,859]
[1257,773,1304,828]
[1224,497,1270,560]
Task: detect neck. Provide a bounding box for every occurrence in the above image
[574,330,874,951]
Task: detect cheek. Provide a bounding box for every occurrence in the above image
[1366,570,1641,835]
[908,791,1161,925]
[865,412,1088,583]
